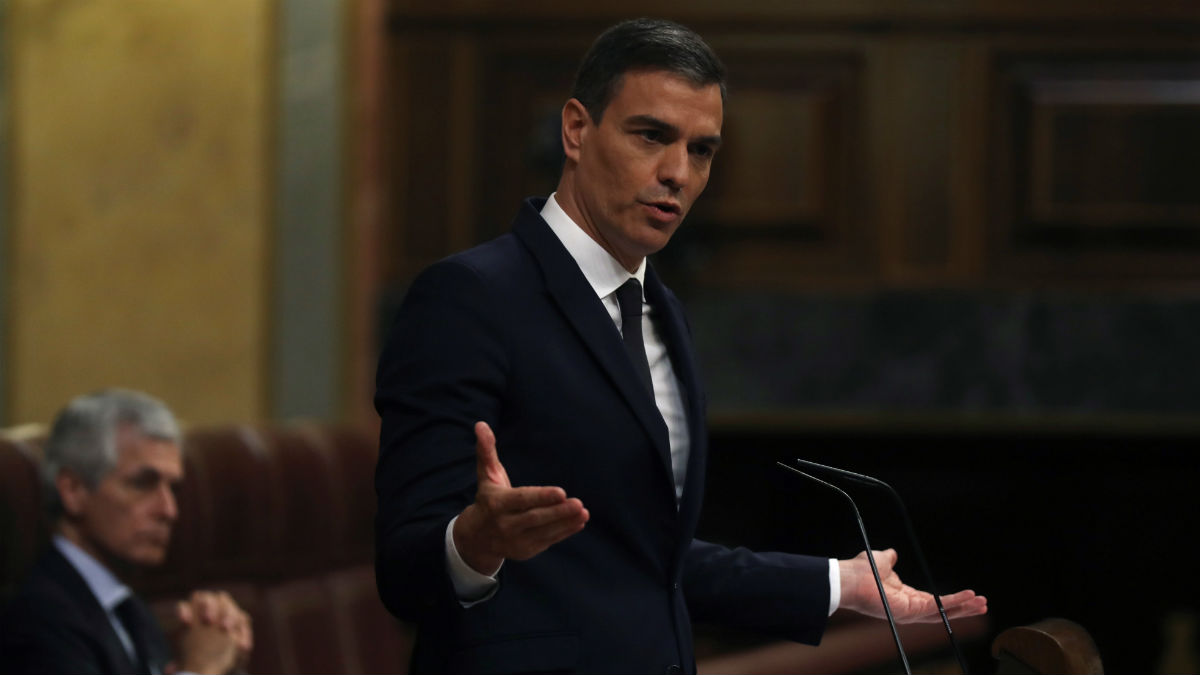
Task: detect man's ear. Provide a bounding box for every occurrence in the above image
[561,98,592,162]
[56,469,91,518]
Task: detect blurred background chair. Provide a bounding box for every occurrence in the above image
[0,422,414,675]
[993,617,1103,675]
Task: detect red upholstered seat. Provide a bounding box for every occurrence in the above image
[0,432,46,602]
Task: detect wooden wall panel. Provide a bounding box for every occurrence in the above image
[392,38,455,271]
[989,50,1200,283]
[476,39,584,241]
[684,46,871,289]
[376,3,1200,299]
[1028,70,1200,226]
[882,41,958,279]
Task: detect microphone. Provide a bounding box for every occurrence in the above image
[791,457,969,675]
[776,461,912,675]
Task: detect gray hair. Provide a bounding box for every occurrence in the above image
[42,388,181,517]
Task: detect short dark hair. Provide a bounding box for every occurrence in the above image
[571,18,726,123]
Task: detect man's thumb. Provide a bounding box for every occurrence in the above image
[474,421,501,477]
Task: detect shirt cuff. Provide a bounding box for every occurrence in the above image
[445,515,501,606]
[828,558,841,616]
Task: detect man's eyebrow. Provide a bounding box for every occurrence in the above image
[125,465,181,483]
[625,114,676,132]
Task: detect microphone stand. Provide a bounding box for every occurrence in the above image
[792,457,970,674]
[776,462,912,675]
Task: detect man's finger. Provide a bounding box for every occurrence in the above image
[507,507,590,559]
[523,504,589,541]
[474,420,497,465]
[936,589,978,608]
[906,592,985,623]
[488,485,568,512]
[176,601,194,625]
[943,595,987,618]
[233,611,253,651]
[506,497,586,532]
[190,592,220,624]
[474,421,507,485]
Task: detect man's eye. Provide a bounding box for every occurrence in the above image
[126,471,162,491]
[690,144,714,159]
[638,129,663,143]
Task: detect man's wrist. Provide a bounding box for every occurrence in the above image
[446,514,502,605]
[828,558,841,616]
[452,506,504,576]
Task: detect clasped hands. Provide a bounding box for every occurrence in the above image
[453,421,987,625]
[169,590,253,675]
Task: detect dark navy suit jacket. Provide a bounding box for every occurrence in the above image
[0,546,170,675]
[374,198,830,674]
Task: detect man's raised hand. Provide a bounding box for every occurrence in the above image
[838,549,988,623]
[452,421,589,576]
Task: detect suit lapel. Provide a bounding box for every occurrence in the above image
[512,200,673,480]
[41,546,146,674]
[643,265,708,524]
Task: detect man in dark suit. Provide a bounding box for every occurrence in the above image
[374,18,986,674]
[0,389,252,675]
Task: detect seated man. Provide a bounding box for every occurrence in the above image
[0,389,252,675]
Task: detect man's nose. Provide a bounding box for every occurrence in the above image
[155,483,178,522]
[657,144,689,190]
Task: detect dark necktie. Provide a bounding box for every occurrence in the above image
[114,595,156,675]
[615,279,654,396]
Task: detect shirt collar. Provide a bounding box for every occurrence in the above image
[53,534,132,612]
[541,193,646,301]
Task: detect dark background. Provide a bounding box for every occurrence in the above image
[700,425,1197,673]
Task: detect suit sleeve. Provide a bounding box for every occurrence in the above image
[0,604,111,675]
[682,538,831,645]
[373,259,510,624]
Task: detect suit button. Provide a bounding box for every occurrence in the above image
[672,582,680,590]
[665,665,682,675]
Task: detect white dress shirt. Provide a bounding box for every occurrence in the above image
[445,194,840,614]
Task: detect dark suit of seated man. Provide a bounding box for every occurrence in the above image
[0,389,253,675]
[374,18,988,674]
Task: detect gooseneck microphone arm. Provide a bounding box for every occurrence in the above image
[792,457,969,675]
[776,462,912,675]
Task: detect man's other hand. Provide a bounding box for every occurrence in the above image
[838,549,988,623]
[176,590,252,672]
[453,421,590,575]
[173,620,240,675]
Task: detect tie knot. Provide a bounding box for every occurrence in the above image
[616,279,643,320]
[114,595,140,624]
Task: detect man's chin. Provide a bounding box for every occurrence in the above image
[126,543,170,567]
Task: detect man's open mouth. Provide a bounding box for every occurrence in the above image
[643,201,681,216]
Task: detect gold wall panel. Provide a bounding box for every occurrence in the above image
[8,1,272,425]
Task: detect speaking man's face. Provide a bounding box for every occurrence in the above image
[66,428,184,568]
[567,69,722,272]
